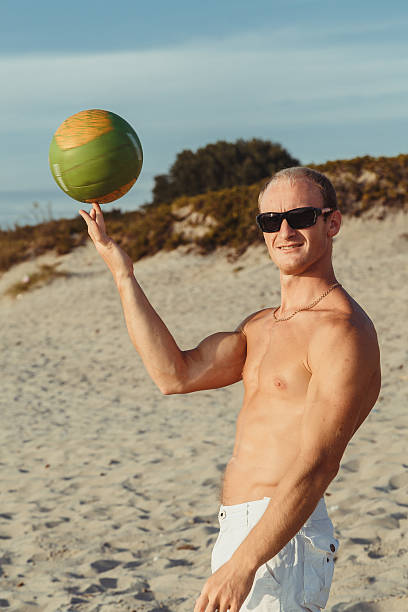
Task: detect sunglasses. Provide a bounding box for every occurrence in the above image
[256,206,334,233]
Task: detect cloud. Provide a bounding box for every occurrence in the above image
[0,25,407,194]
[2,28,408,131]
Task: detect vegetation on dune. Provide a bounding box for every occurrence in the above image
[312,154,408,216]
[152,139,300,204]
[0,148,407,277]
[0,216,87,274]
[4,263,70,298]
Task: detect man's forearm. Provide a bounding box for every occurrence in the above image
[115,270,186,393]
[78,206,186,393]
[231,458,338,573]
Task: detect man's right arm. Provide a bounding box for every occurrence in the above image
[79,203,248,395]
[116,271,247,394]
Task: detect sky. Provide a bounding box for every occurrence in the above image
[1,0,408,228]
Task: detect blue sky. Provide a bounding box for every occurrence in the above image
[1,0,408,227]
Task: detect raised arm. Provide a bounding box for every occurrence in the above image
[79,203,248,395]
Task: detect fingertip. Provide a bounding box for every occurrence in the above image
[78,209,90,220]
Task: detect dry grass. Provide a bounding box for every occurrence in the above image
[4,263,70,298]
[0,216,86,274]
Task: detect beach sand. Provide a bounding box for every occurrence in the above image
[0,211,407,611]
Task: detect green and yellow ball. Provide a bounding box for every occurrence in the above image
[49,109,143,203]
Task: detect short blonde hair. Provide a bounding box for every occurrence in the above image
[258,167,338,211]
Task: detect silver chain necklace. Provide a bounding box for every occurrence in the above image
[273,282,341,323]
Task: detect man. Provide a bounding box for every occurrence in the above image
[79,167,381,612]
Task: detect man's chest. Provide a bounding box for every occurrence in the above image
[242,312,312,398]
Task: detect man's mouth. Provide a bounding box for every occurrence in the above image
[277,244,302,250]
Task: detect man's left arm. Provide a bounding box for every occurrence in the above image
[194,318,380,612]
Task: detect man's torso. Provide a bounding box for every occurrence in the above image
[221,290,378,504]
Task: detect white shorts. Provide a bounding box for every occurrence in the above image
[211,497,338,611]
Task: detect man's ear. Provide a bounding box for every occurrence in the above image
[328,210,341,238]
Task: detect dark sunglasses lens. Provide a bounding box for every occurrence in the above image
[258,214,281,232]
[288,208,316,229]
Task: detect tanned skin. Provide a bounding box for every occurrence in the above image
[79,178,380,612]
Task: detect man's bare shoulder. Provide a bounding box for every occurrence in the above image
[323,290,377,337]
[309,291,380,372]
[235,308,273,337]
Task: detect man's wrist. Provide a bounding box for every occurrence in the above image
[114,267,135,287]
[230,545,260,576]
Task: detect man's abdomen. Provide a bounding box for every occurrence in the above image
[222,396,303,505]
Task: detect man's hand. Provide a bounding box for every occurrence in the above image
[79,202,134,282]
[194,559,256,612]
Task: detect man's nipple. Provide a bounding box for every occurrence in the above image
[273,377,286,390]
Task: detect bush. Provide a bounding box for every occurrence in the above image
[152,138,299,203]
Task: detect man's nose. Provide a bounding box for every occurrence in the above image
[278,219,296,238]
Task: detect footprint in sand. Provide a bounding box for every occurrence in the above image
[341,459,360,473]
[389,471,408,490]
[90,559,122,573]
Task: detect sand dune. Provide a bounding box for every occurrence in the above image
[0,211,407,611]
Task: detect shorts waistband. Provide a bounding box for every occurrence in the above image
[220,496,270,514]
[218,497,329,524]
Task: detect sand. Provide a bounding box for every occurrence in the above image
[0,211,407,612]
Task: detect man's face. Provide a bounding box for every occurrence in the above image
[259,179,340,276]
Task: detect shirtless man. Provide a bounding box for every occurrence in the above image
[79,167,381,612]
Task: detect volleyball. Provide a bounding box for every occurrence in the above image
[49,109,143,204]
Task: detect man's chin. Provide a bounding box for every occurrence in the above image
[269,254,308,275]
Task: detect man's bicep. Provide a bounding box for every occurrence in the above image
[300,322,380,470]
[180,328,247,393]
